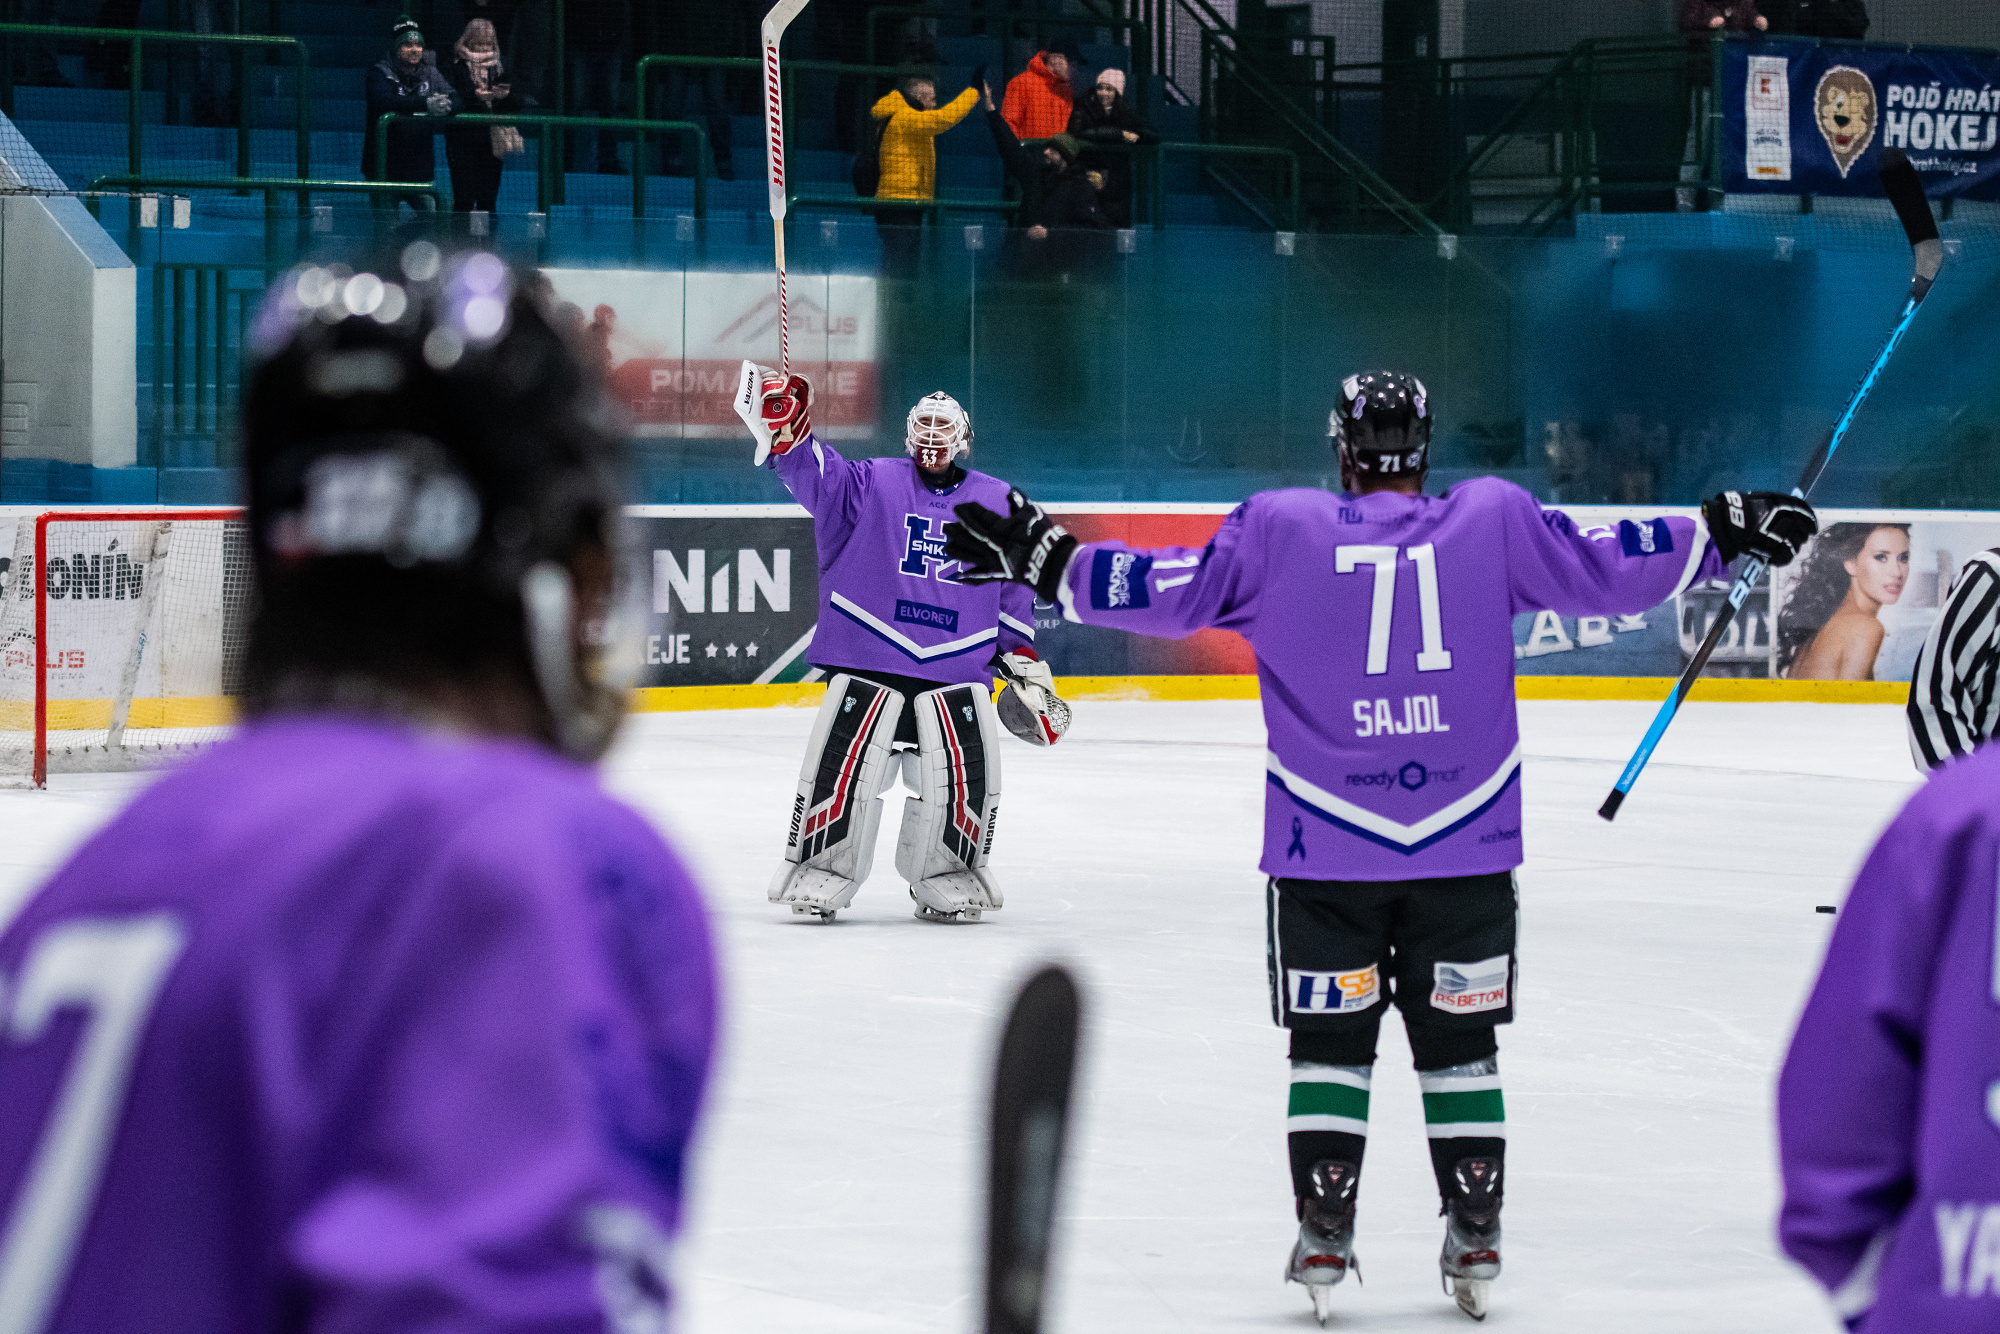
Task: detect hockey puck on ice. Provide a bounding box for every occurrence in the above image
[1815,905,1837,914]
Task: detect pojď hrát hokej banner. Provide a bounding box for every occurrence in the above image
[626,503,2000,688]
[1723,38,2000,197]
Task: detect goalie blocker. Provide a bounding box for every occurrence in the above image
[771,672,1005,922]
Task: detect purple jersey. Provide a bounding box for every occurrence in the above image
[0,717,717,1334]
[1778,744,2000,1331]
[1051,479,1722,879]
[772,436,1035,686]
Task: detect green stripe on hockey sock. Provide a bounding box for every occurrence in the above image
[1289,1080,1371,1121]
[1422,1088,1505,1127]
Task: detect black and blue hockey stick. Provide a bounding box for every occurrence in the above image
[1599,148,1944,822]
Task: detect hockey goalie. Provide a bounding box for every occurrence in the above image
[736,365,1071,922]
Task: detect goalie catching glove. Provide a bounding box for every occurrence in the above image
[1701,490,1818,567]
[944,489,1077,602]
[992,650,1071,746]
[733,361,813,466]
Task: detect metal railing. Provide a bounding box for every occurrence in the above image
[148,262,259,466]
[1148,141,1297,230]
[372,111,709,217]
[86,174,445,256]
[863,6,1155,121]
[0,23,310,183]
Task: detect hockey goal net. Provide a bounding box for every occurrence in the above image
[0,509,251,787]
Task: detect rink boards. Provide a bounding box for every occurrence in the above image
[626,501,1978,707]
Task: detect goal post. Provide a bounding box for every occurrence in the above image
[0,508,250,788]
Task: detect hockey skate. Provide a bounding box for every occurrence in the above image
[907,868,1002,923]
[767,864,861,922]
[1439,1156,1502,1321]
[1284,1160,1360,1326]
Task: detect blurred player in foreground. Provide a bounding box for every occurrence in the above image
[738,369,1069,923]
[0,248,717,1332]
[945,370,1815,1322]
[1778,743,2000,1330]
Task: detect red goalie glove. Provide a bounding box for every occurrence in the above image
[733,360,813,465]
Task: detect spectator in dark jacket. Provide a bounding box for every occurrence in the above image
[1679,0,1768,34]
[444,18,527,215]
[985,82,1112,278]
[1765,0,1869,38]
[366,18,458,212]
[1067,68,1156,227]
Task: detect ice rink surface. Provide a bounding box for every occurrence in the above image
[0,699,1923,1332]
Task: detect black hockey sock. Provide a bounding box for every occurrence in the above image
[1287,1060,1371,1202]
[1419,1057,1505,1206]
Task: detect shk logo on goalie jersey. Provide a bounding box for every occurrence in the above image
[1288,964,1380,1014]
[900,515,953,580]
[1431,955,1510,1014]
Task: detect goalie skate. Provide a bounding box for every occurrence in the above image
[909,868,1003,923]
[1285,1159,1359,1326]
[1439,1156,1502,1322]
[768,864,862,921]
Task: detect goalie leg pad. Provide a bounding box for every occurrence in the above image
[895,683,1005,921]
[770,674,905,917]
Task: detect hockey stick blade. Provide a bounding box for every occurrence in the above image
[986,965,1082,1334]
[1599,151,1944,821]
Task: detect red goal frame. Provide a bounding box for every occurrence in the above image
[31,508,245,787]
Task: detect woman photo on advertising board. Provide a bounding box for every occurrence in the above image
[1778,522,1911,680]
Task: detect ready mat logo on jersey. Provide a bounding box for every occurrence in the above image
[1431,955,1510,1014]
[1288,964,1380,1015]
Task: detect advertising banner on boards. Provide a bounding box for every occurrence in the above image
[1723,38,2000,198]
[541,270,879,439]
[627,503,1999,689]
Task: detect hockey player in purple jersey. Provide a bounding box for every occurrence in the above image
[0,250,717,1334]
[945,370,1816,1322]
[1778,746,2000,1330]
[736,368,1070,923]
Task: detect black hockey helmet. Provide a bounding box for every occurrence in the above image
[241,243,634,759]
[1331,370,1432,488]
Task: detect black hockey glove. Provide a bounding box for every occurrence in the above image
[1702,490,1818,567]
[945,490,1078,602]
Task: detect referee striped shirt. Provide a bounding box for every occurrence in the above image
[1909,549,2000,770]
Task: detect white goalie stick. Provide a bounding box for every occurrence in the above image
[733,0,813,468]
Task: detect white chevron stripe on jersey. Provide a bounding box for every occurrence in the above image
[1266,745,1524,848]
[829,592,1000,661]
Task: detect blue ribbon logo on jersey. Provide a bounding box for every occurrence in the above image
[901,514,953,580]
[1287,817,1306,859]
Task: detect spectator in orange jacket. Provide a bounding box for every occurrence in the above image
[1002,39,1083,141]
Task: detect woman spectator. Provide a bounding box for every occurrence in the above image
[444,17,527,216]
[365,17,458,214]
[1067,68,1156,227]
[1779,522,1910,681]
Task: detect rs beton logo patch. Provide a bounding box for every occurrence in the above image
[1430,954,1510,1014]
[1287,964,1380,1014]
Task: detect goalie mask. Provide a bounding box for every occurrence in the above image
[1332,370,1432,489]
[905,391,971,473]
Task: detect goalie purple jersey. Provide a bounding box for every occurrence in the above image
[1049,478,1723,879]
[772,435,1036,686]
[1778,745,2000,1332]
[0,717,717,1334]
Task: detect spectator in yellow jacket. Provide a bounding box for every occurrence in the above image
[870,71,979,277]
